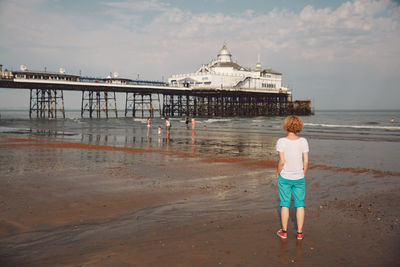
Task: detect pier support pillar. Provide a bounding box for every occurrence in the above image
[125,92,160,118]
[29,89,65,119]
[81,90,118,118]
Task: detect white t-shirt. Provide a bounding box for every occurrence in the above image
[276,137,309,180]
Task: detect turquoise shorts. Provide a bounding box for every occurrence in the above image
[278,174,306,208]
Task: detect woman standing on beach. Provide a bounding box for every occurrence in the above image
[147,117,151,128]
[191,117,196,130]
[185,116,190,129]
[165,117,171,131]
[276,116,309,240]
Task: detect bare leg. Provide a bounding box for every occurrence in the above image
[280,207,289,231]
[296,207,305,233]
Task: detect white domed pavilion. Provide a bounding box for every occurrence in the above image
[168,44,289,93]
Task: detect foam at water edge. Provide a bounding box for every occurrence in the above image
[304,123,400,130]
[0,127,32,133]
[132,118,147,123]
[203,119,232,123]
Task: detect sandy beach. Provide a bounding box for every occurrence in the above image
[0,131,399,266]
[1,0,400,264]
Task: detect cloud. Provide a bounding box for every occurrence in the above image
[103,0,170,12]
[2,0,399,68]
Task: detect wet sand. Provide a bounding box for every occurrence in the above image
[0,134,399,266]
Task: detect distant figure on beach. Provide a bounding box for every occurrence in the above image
[276,116,309,241]
[185,116,190,129]
[390,118,395,123]
[191,118,196,130]
[146,117,151,137]
[165,117,171,131]
[147,117,151,128]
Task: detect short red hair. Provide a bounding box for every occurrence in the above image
[283,116,303,133]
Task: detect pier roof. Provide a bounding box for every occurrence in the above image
[12,70,80,78]
[261,69,282,75]
[209,61,250,71]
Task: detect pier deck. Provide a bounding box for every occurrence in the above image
[0,78,312,118]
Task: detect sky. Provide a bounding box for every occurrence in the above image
[0,0,399,110]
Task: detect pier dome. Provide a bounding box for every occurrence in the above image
[217,44,232,63]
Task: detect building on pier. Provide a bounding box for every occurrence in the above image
[104,72,131,85]
[168,44,289,94]
[0,64,13,79]
[12,65,79,81]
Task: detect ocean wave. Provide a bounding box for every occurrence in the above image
[0,126,32,133]
[203,119,232,123]
[132,118,147,123]
[304,123,400,130]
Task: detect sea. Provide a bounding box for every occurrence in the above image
[1,109,400,173]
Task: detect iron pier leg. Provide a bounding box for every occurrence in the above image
[125,92,128,117]
[113,92,118,118]
[61,90,65,118]
[81,91,84,117]
[105,92,109,119]
[133,93,136,117]
[54,90,57,119]
[29,89,32,119]
[143,94,145,118]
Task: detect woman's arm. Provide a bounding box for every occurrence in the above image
[303,152,309,177]
[276,152,285,178]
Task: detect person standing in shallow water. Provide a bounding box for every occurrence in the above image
[146,117,151,128]
[146,117,151,137]
[191,117,196,130]
[185,116,190,129]
[276,116,309,240]
[165,117,170,130]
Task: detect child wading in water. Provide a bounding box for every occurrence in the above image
[276,116,309,240]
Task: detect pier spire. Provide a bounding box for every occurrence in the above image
[255,54,262,71]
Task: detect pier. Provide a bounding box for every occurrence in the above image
[0,76,311,119]
[0,60,312,119]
